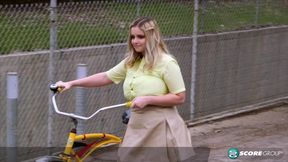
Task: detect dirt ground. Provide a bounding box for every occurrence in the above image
[189,104,288,162]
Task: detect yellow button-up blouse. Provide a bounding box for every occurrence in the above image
[106,54,185,101]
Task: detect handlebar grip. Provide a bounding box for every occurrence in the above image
[126,101,132,108]
[50,84,63,93]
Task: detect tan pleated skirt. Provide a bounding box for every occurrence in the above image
[118,106,194,162]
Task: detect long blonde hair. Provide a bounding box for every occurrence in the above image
[125,17,169,70]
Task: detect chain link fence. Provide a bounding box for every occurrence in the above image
[1,0,287,54]
[0,0,288,160]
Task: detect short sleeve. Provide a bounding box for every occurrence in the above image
[106,59,127,84]
[163,60,186,94]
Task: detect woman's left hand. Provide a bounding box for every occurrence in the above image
[131,96,150,109]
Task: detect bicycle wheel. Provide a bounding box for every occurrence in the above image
[35,155,64,162]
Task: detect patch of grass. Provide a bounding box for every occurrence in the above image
[199,1,288,33]
[0,20,49,54]
[0,1,287,54]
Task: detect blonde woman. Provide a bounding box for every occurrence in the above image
[56,17,193,162]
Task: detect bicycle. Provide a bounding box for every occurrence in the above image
[36,84,131,162]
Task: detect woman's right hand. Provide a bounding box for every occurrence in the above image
[56,81,72,92]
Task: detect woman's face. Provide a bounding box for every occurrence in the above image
[130,26,146,54]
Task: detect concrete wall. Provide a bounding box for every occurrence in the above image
[195,26,288,117]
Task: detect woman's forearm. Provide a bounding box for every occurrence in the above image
[69,72,113,88]
[131,92,186,108]
[147,92,185,106]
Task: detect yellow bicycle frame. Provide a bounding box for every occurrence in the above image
[59,129,122,162]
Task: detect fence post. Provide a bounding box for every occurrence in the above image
[199,0,207,33]
[75,64,88,134]
[191,0,199,120]
[48,0,57,148]
[6,72,18,162]
[136,0,141,16]
[255,0,260,26]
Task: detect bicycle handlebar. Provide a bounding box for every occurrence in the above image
[50,84,131,120]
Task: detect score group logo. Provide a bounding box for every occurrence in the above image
[228,147,284,160]
[228,148,240,159]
